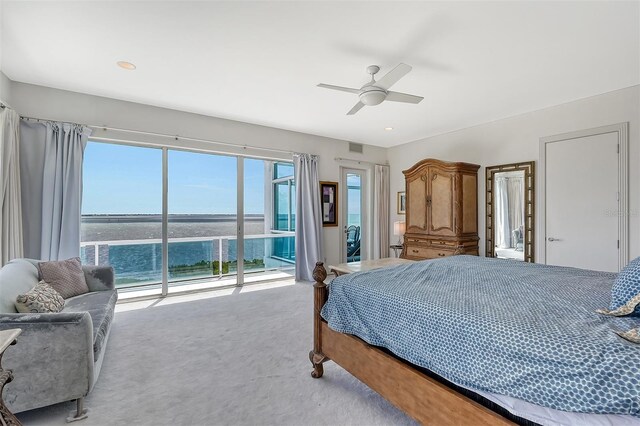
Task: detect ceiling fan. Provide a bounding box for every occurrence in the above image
[317,63,424,115]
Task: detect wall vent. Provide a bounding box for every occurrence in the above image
[348,142,364,154]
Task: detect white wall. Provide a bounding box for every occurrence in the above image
[0,71,10,104]
[0,3,6,103]
[9,80,388,269]
[9,77,639,268]
[388,85,640,262]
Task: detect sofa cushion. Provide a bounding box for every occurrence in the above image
[0,259,40,313]
[63,290,117,357]
[38,257,89,299]
[15,281,65,313]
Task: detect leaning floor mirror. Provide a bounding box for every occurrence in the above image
[486,161,535,262]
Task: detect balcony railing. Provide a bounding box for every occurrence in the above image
[80,232,295,288]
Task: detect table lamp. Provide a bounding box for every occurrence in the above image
[393,221,406,245]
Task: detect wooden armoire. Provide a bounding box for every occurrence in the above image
[401,159,480,260]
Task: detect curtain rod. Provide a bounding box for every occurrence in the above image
[334,157,388,167]
[20,115,81,126]
[19,116,295,156]
[88,123,295,155]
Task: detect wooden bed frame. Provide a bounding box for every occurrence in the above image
[309,262,515,425]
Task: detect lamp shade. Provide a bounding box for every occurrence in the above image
[393,221,406,236]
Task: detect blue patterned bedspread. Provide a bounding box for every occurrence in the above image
[321,255,640,415]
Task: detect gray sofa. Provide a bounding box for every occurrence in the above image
[0,258,117,420]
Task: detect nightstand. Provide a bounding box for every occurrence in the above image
[390,244,403,257]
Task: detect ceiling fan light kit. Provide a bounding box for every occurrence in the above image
[318,63,424,115]
[360,87,387,106]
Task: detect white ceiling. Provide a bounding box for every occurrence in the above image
[1,1,638,148]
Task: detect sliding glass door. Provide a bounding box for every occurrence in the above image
[80,142,163,288]
[242,160,295,283]
[81,140,295,293]
[167,150,238,288]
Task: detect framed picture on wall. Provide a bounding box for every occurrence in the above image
[397,191,406,214]
[320,181,338,227]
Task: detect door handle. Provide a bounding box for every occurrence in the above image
[547,237,561,242]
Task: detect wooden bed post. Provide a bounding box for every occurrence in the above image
[309,261,329,378]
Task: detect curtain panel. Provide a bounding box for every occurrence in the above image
[507,177,524,246]
[494,177,511,249]
[20,120,91,261]
[0,108,24,266]
[293,153,323,281]
[494,176,525,249]
[373,164,390,259]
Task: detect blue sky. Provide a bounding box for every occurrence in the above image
[83,141,361,219]
[82,142,266,215]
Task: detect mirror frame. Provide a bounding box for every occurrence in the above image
[485,161,535,263]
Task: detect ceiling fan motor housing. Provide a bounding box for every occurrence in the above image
[359,87,387,106]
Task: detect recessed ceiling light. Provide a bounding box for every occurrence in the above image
[384,127,394,131]
[117,61,136,70]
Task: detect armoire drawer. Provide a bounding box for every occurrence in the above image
[428,240,457,248]
[405,237,427,245]
[405,245,452,259]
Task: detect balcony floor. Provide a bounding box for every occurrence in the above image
[117,268,295,301]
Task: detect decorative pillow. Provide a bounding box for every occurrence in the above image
[597,292,640,317]
[38,257,89,299]
[608,256,640,316]
[15,281,65,313]
[616,328,640,344]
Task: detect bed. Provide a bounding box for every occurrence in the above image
[309,256,640,425]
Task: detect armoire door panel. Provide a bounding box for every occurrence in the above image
[407,175,427,232]
[462,174,478,234]
[429,170,455,236]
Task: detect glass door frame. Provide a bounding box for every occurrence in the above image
[340,167,368,263]
[237,156,245,286]
[86,137,293,295]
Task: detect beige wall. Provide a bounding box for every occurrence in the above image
[388,85,640,262]
[9,80,388,268]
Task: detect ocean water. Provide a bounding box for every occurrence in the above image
[81,216,294,286]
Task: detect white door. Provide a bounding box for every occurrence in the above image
[341,168,366,263]
[545,132,619,272]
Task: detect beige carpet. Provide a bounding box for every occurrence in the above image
[17,281,415,425]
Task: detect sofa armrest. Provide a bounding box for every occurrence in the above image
[0,311,92,327]
[0,312,94,412]
[82,265,115,291]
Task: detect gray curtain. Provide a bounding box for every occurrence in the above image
[494,177,510,249]
[20,120,91,261]
[293,153,323,281]
[507,177,524,246]
[0,108,23,265]
[373,164,390,259]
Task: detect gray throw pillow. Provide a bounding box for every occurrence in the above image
[38,257,89,299]
[15,281,65,313]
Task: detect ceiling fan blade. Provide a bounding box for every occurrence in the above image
[317,83,360,94]
[375,63,412,90]
[386,91,424,104]
[347,102,365,115]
